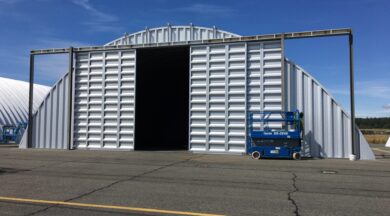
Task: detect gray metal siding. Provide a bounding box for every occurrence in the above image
[19,73,69,149]
[105,25,240,46]
[286,60,374,159]
[73,50,136,150]
[189,41,282,153]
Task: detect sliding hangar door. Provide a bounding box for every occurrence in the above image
[70,40,282,152]
[73,50,137,150]
[189,42,282,153]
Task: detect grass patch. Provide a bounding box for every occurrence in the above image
[364,134,389,144]
[360,129,390,135]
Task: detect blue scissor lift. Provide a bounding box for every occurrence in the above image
[1,122,27,144]
[247,110,302,160]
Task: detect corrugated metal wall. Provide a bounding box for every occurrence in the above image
[73,50,136,150]
[19,73,70,149]
[189,41,282,153]
[285,60,374,159]
[105,25,240,46]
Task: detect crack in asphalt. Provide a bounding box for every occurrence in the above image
[23,155,204,216]
[287,172,300,216]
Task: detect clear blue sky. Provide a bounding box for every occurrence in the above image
[0,0,389,117]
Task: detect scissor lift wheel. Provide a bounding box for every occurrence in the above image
[251,151,261,160]
[293,152,301,160]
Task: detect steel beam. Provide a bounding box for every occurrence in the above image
[281,34,286,111]
[349,33,358,159]
[67,47,74,150]
[30,28,352,55]
[27,54,34,148]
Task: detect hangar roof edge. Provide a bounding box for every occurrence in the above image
[104,25,241,46]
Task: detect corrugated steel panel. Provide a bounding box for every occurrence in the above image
[19,73,70,149]
[0,77,50,127]
[73,50,136,150]
[105,25,240,46]
[189,41,282,153]
[247,42,283,129]
[285,60,374,159]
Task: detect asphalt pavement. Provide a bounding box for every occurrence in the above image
[371,144,390,159]
[0,147,389,216]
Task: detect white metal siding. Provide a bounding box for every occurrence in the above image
[247,42,283,129]
[19,73,69,149]
[189,41,282,153]
[73,50,136,150]
[286,60,374,159]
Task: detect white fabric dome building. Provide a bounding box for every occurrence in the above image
[0,76,50,142]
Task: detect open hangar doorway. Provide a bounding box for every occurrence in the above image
[135,46,190,150]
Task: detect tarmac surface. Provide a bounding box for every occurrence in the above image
[371,144,390,159]
[0,147,389,216]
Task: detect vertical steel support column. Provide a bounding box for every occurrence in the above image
[67,47,74,150]
[27,54,35,148]
[281,34,286,111]
[349,33,358,159]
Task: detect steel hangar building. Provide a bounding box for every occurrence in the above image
[20,25,375,160]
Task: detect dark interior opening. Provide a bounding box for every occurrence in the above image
[135,46,189,150]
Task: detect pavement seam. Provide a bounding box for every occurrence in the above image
[287,172,300,216]
[23,154,203,216]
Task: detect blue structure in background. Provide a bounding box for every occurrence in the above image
[1,122,27,144]
[247,110,302,159]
